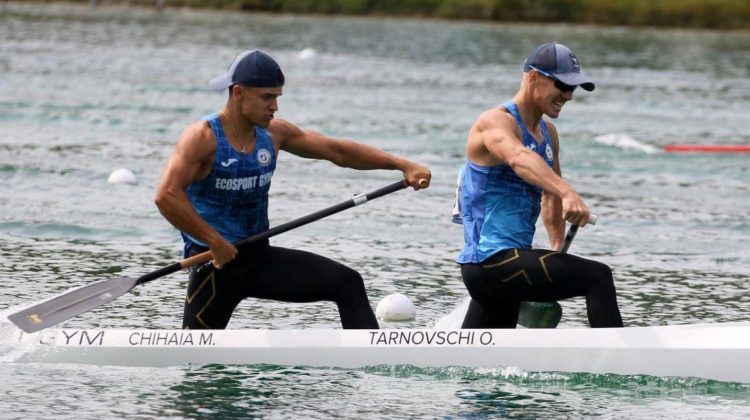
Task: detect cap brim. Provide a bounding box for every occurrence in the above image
[555,73,596,92]
[209,74,232,91]
[555,72,595,91]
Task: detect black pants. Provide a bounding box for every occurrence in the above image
[183,243,379,329]
[461,248,623,328]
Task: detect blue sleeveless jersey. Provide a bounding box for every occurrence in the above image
[182,114,276,255]
[454,102,555,263]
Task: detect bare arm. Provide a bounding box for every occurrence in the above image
[154,122,238,268]
[473,109,591,227]
[270,119,431,190]
[541,123,565,249]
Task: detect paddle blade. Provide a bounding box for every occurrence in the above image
[518,301,562,328]
[7,277,139,333]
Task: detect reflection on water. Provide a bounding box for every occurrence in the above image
[165,364,750,418]
[0,361,748,419]
[170,365,276,417]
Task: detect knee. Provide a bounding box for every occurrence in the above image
[336,265,367,294]
[595,261,613,278]
[588,261,615,289]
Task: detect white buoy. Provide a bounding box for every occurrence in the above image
[298,48,317,61]
[375,293,416,321]
[107,168,137,185]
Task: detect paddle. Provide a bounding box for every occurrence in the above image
[516,214,598,328]
[8,180,409,333]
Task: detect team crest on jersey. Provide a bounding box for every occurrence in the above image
[257,148,272,166]
[545,144,554,161]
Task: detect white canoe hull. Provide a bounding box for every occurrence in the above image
[7,322,750,383]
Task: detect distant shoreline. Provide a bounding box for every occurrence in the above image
[10,0,750,30]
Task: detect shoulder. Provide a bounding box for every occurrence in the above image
[473,107,520,141]
[268,118,303,139]
[475,107,516,132]
[175,120,216,161]
[267,118,306,148]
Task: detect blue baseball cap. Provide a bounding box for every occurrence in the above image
[209,50,285,91]
[523,42,595,91]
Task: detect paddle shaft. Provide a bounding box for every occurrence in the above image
[136,180,408,286]
[559,213,597,253]
[559,225,580,253]
[7,180,409,334]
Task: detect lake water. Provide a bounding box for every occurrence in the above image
[1,2,749,418]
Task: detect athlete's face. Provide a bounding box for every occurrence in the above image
[530,69,575,119]
[234,85,282,128]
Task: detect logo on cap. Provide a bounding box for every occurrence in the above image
[569,54,580,71]
[523,42,596,92]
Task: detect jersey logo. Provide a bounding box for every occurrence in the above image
[220,158,238,167]
[545,144,554,161]
[257,149,272,166]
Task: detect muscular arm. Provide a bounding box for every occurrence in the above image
[269,118,431,189]
[470,109,590,227]
[541,123,565,250]
[154,122,238,268]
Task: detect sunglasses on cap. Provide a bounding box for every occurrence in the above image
[529,66,576,93]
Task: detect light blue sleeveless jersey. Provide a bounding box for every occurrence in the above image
[182,114,276,254]
[454,101,555,263]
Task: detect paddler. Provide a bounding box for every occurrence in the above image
[453,42,623,328]
[155,50,431,329]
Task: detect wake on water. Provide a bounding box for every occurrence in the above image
[431,296,471,329]
[0,305,41,363]
[593,133,660,154]
[0,294,87,363]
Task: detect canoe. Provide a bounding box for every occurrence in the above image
[4,322,749,383]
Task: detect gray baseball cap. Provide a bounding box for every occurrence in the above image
[209,50,285,91]
[523,42,595,91]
